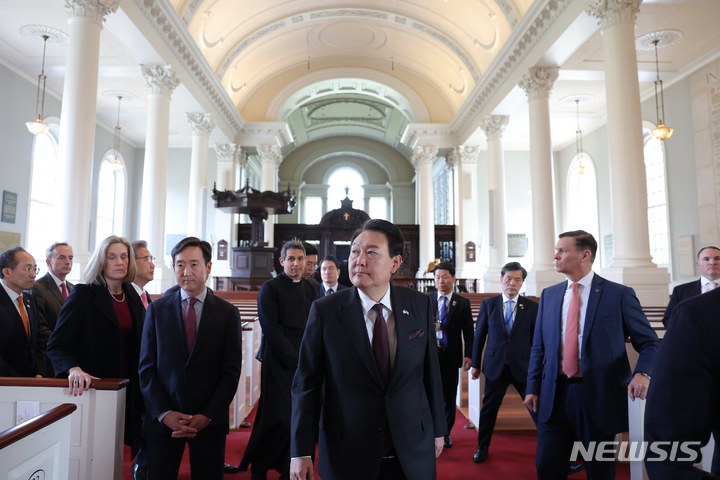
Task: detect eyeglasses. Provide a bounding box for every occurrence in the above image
[21,266,40,274]
[136,256,155,263]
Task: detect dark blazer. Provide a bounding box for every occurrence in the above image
[645,287,720,479]
[662,279,702,327]
[291,285,446,480]
[472,294,538,383]
[31,273,73,377]
[47,282,145,454]
[428,292,474,369]
[138,287,242,434]
[319,282,348,297]
[0,286,45,377]
[526,274,660,434]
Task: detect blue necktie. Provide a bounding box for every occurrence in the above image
[439,296,448,348]
[505,300,513,336]
[326,288,333,296]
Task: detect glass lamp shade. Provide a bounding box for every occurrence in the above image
[109,157,124,172]
[26,120,50,135]
[651,124,674,140]
[573,162,586,175]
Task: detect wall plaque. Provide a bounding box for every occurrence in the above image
[2,191,17,224]
[217,239,228,260]
[465,241,476,262]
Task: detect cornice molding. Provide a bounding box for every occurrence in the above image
[65,0,120,23]
[186,113,215,137]
[239,123,293,148]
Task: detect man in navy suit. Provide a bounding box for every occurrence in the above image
[319,255,348,296]
[138,237,242,480]
[290,219,446,480]
[429,261,473,449]
[524,230,659,479]
[0,247,46,377]
[662,245,720,327]
[471,262,537,463]
[645,287,720,480]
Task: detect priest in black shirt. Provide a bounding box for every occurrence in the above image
[239,241,319,479]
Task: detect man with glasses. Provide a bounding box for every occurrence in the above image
[0,247,46,377]
[131,240,155,310]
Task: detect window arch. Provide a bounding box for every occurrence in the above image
[326,167,364,212]
[566,154,601,268]
[643,132,670,268]
[27,130,59,262]
[95,150,126,248]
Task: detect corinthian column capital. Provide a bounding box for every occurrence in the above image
[65,0,120,23]
[450,146,480,166]
[141,65,181,97]
[479,116,510,141]
[585,0,642,28]
[215,144,241,163]
[186,113,215,137]
[411,146,439,168]
[518,68,560,101]
[257,145,283,167]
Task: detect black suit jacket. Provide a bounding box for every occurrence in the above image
[645,287,720,479]
[31,273,73,377]
[0,286,45,377]
[319,282,348,297]
[427,292,474,369]
[291,285,446,480]
[662,279,702,327]
[138,287,242,434]
[472,294,538,383]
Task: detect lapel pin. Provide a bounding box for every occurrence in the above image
[452,301,456,306]
[519,304,524,309]
[402,310,409,315]
[595,289,600,293]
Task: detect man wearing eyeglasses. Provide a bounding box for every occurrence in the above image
[131,240,155,310]
[0,246,46,377]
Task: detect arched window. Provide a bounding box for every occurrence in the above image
[643,135,670,267]
[27,131,59,262]
[566,154,601,268]
[95,151,126,248]
[327,168,364,211]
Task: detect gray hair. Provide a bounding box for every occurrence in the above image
[130,240,148,257]
[46,242,71,260]
[84,236,137,286]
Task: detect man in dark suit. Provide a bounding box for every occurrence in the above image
[319,255,349,296]
[524,230,660,479]
[429,261,473,449]
[302,242,320,287]
[32,242,73,378]
[645,287,720,480]
[290,219,446,480]
[470,261,537,463]
[662,245,720,326]
[0,247,46,377]
[130,240,155,310]
[138,237,242,480]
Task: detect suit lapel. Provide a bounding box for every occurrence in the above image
[548,282,566,348]
[0,287,28,342]
[446,294,456,324]
[92,285,120,330]
[339,287,384,388]
[192,289,216,357]
[388,284,410,390]
[42,274,65,306]
[166,290,189,357]
[512,296,527,335]
[494,295,510,339]
[581,275,604,353]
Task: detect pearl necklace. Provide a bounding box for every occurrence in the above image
[108,287,125,303]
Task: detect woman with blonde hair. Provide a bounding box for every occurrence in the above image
[48,235,146,462]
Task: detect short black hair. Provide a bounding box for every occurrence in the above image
[432,261,455,277]
[351,219,405,258]
[321,255,341,270]
[171,237,212,265]
[697,246,720,260]
[302,242,318,256]
[281,241,305,260]
[559,230,597,264]
[501,261,527,280]
[0,247,26,278]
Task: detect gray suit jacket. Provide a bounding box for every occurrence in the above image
[31,273,73,377]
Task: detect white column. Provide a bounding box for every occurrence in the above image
[412,146,438,278]
[518,68,564,295]
[450,146,482,282]
[139,65,180,293]
[257,145,283,248]
[480,116,511,292]
[213,144,240,278]
[56,0,120,283]
[587,0,670,306]
[186,113,215,238]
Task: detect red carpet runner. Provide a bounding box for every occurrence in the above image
[122,408,631,479]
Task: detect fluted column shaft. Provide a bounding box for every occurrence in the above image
[412,146,438,278]
[186,113,215,238]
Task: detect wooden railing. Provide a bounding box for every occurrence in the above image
[0,403,76,450]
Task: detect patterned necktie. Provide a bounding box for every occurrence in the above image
[326,288,333,296]
[372,303,390,388]
[505,300,514,336]
[439,296,448,348]
[140,291,149,309]
[563,283,580,378]
[17,294,30,339]
[60,282,68,300]
[706,281,718,293]
[185,297,198,355]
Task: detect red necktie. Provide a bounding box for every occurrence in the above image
[60,283,68,300]
[185,297,198,355]
[563,283,580,378]
[141,291,148,309]
[372,303,390,388]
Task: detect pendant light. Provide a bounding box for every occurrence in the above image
[650,38,673,140]
[573,99,585,175]
[109,95,124,172]
[26,35,50,135]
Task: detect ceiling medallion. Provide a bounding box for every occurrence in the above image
[559,94,595,106]
[102,90,139,102]
[635,30,683,51]
[19,25,68,46]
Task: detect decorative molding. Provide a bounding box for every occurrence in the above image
[479,115,510,140]
[402,124,458,149]
[65,0,120,23]
[141,65,181,97]
[239,123,293,148]
[411,146,439,168]
[450,146,480,165]
[585,0,642,29]
[102,90,138,102]
[257,145,283,167]
[215,143,241,163]
[518,68,559,101]
[186,113,216,136]
[129,0,244,134]
[635,30,683,51]
[19,25,69,46]
[300,98,392,129]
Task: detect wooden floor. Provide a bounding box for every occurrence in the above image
[458,375,537,433]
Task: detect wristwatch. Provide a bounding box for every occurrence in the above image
[639,372,651,380]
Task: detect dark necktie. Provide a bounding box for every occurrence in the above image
[185,297,198,355]
[326,288,333,296]
[505,300,514,336]
[438,295,448,348]
[372,303,390,388]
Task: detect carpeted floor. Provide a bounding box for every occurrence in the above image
[122,408,632,479]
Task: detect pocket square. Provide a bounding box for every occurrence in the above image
[409,329,424,339]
